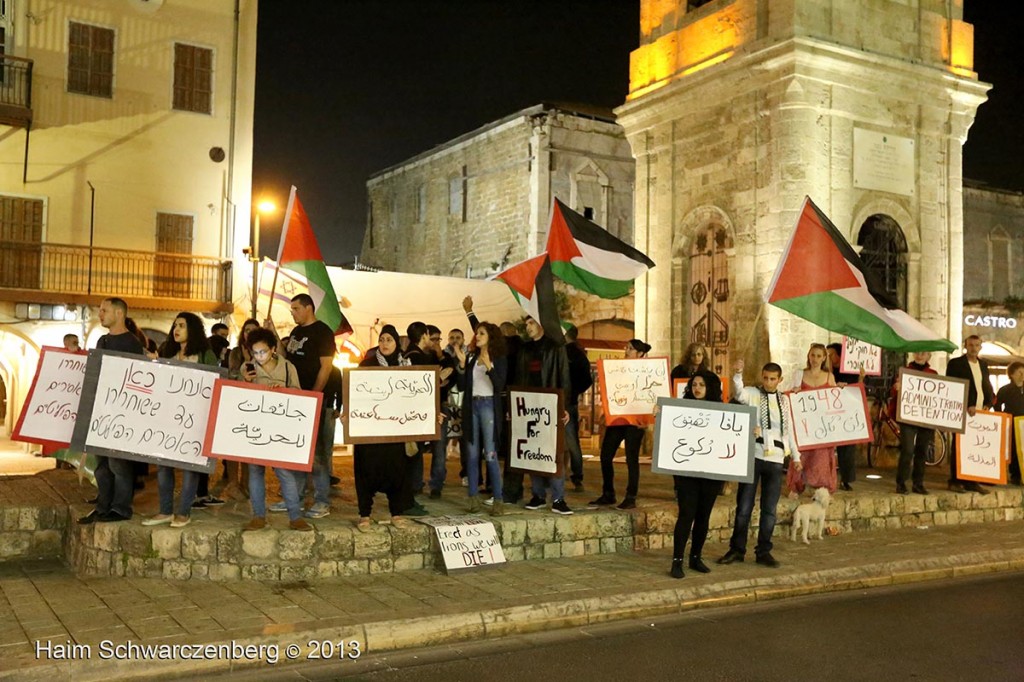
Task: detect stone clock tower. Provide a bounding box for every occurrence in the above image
[616,0,989,376]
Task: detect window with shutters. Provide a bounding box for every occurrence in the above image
[154,213,194,298]
[173,43,213,114]
[0,195,44,289]
[68,22,114,98]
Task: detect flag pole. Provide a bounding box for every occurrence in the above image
[266,186,297,322]
[740,303,766,353]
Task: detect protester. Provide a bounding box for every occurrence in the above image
[422,324,457,500]
[228,318,262,379]
[891,352,938,495]
[994,361,1024,487]
[62,334,80,352]
[239,328,312,531]
[946,335,994,494]
[402,322,445,512]
[78,298,144,524]
[671,372,724,578]
[564,324,593,492]
[718,359,801,568]
[591,339,652,510]
[785,343,837,496]
[671,342,722,400]
[211,322,230,339]
[826,342,862,491]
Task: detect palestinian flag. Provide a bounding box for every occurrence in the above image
[546,198,655,299]
[493,254,564,345]
[275,187,346,333]
[766,197,955,353]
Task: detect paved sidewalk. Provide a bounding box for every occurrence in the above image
[2,519,1024,681]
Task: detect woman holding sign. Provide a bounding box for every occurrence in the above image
[671,371,724,578]
[142,313,219,528]
[785,344,838,497]
[454,322,507,516]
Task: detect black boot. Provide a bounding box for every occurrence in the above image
[688,555,711,574]
[670,557,684,579]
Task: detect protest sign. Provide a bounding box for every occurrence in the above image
[70,351,223,473]
[788,384,873,449]
[203,379,322,471]
[956,410,1010,485]
[895,368,969,433]
[508,386,564,475]
[341,366,441,444]
[598,357,670,423]
[651,398,757,483]
[12,347,88,448]
[840,337,882,376]
[673,377,689,398]
[416,516,506,573]
[1016,416,1024,481]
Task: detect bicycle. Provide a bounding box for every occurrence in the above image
[868,400,947,467]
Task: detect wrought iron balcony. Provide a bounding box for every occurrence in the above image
[0,240,233,312]
[0,55,33,127]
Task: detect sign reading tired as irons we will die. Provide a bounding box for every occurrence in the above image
[508,386,564,476]
[598,357,670,423]
[956,410,1010,485]
[70,350,224,473]
[416,516,506,573]
[895,368,970,434]
[203,379,322,472]
[12,347,88,448]
[341,366,441,444]
[651,398,757,484]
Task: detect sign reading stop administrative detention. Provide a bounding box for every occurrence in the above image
[895,368,969,434]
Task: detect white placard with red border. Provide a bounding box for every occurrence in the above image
[956,410,1010,485]
[788,384,873,449]
[598,357,670,423]
[840,337,882,376]
[12,347,88,448]
[203,379,322,471]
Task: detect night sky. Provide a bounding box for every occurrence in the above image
[252,1,1021,266]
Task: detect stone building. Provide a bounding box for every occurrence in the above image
[616,0,989,378]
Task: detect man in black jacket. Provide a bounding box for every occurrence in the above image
[564,325,593,492]
[945,335,994,494]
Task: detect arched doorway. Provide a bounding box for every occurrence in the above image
[857,214,907,386]
[689,223,732,375]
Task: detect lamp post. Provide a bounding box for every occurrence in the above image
[249,199,276,319]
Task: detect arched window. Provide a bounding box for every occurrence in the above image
[857,214,908,384]
[688,224,732,375]
[988,227,1010,301]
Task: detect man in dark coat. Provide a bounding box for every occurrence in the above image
[945,334,994,494]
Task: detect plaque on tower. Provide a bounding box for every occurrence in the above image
[853,128,915,197]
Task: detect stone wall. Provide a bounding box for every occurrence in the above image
[963,185,1024,303]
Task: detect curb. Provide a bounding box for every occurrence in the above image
[7,548,1024,681]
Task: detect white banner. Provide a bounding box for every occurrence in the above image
[651,398,757,483]
[789,385,873,449]
[840,336,881,376]
[12,347,87,448]
[342,367,440,444]
[598,357,670,421]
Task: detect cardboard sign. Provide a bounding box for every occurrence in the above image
[508,386,564,475]
[70,350,223,473]
[1015,416,1024,481]
[651,398,757,483]
[417,516,506,573]
[840,336,882,376]
[895,368,969,434]
[341,366,441,444]
[788,384,873,449]
[203,379,322,471]
[956,410,1010,484]
[598,357,670,423]
[12,347,88,448]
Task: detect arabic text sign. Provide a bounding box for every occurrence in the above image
[418,516,506,573]
[673,378,689,398]
[840,337,881,376]
[1016,416,1024,483]
[956,410,1009,485]
[203,380,322,471]
[789,385,873,449]
[342,367,441,444]
[12,347,88,448]
[598,358,670,422]
[508,387,563,475]
[70,351,222,473]
[651,398,757,483]
[895,368,969,434]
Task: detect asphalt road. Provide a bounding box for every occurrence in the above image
[212,572,1024,682]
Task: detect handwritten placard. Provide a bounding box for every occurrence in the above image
[651,398,757,483]
[895,368,969,434]
[341,367,441,444]
[12,347,88,448]
[417,516,506,573]
[1015,416,1024,482]
[203,379,322,471]
[840,337,881,376]
[673,378,689,398]
[788,385,873,449]
[598,358,670,423]
[508,386,564,475]
[70,351,223,473]
[956,410,1010,484]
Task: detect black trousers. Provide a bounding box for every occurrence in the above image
[673,476,722,560]
[355,443,411,517]
[899,423,932,487]
[836,443,856,484]
[600,425,644,499]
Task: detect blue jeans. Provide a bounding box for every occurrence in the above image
[429,406,452,492]
[308,407,335,506]
[729,458,784,557]
[93,456,135,518]
[566,401,584,485]
[467,397,502,497]
[157,465,201,517]
[250,465,304,521]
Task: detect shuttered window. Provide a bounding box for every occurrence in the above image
[173,43,213,114]
[68,22,114,98]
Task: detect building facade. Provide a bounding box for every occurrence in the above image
[0,0,258,432]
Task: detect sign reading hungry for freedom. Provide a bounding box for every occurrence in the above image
[203,379,322,471]
[341,366,440,444]
[895,368,969,434]
[840,336,882,376]
[598,357,670,423]
[12,347,88,448]
[788,385,873,449]
[956,410,1010,485]
[651,398,757,483]
[70,351,224,473]
[508,386,564,475]
[416,516,506,573]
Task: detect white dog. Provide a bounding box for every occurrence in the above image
[790,488,831,544]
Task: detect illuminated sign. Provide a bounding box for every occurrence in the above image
[964,314,1018,329]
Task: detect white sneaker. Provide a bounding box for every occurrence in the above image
[305,502,330,519]
[482,497,495,507]
[268,501,288,513]
[461,477,469,487]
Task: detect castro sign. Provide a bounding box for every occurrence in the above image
[964,314,1018,329]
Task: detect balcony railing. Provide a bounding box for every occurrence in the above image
[0,54,33,127]
[0,240,232,309]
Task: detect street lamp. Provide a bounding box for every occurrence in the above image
[249,199,277,319]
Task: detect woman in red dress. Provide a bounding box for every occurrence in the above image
[786,343,838,496]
